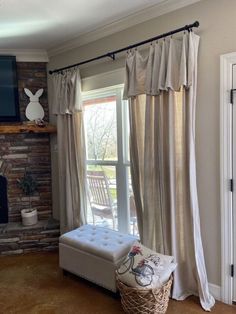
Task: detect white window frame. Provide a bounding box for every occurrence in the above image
[82,84,131,233]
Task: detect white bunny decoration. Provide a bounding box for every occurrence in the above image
[24,88,45,121]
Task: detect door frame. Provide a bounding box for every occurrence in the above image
[220,52,236,304]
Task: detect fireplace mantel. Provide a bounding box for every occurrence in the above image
[0,123,57,134]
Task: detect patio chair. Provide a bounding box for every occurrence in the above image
[87,170,116,229]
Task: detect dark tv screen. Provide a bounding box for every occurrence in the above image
[0,56,20,122]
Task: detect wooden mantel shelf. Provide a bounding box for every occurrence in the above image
[0,123,57,134]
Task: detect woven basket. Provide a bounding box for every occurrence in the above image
[116,276,173,314]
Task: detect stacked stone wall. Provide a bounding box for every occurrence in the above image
[0,219,59,255]
[0,62,52,222]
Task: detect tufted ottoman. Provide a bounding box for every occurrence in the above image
[59,224,136,292]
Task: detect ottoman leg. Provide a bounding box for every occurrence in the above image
[62,269,69,276]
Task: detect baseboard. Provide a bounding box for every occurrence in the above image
[209,283,221,301]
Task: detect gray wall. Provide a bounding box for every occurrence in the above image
[48,0,236,286]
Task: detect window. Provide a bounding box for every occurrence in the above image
[83,86,138,236]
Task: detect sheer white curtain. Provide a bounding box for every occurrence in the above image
[124,32,215,311]
[52,68,87,234]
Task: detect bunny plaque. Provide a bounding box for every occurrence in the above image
[24,88,45,121]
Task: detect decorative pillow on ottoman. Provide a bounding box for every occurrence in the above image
[117,241,177,289]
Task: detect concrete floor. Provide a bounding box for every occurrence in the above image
[0,252,235,314]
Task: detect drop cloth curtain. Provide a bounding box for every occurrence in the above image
[52,68,87,234]
[124,32,215,311]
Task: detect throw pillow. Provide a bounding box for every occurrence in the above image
[117,241,177,289]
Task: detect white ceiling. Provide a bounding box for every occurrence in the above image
[0,0,166,50]
[0,0,201,56]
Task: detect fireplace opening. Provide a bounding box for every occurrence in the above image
[0,175,8,224]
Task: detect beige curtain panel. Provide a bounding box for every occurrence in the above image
[52,68,87,234]
[124,32,215,311]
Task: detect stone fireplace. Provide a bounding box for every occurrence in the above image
[0,133,52,222]
[0,62,59,255]
[0,62,53,223]
[0,174,8,224]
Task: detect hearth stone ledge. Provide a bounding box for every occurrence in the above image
[0,217,60,255]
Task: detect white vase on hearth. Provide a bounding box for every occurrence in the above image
[21,208,38,226]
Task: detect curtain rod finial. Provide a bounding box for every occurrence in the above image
[194,21,200,28]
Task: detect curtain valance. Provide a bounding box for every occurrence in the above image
[52,68,82,115]
[123,32,199,99]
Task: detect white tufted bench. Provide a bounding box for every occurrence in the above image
[59,224,136,292]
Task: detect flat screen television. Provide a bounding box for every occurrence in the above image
[0,56,20,122]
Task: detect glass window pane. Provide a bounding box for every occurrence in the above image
[128,167,139,237]
[123,99,130,162]
[84,96,117,161]
[83,87,136,236]
[86,165,117,230]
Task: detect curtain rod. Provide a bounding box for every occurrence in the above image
[49,21,199,75]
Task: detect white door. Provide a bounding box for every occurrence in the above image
[232,64,236,303]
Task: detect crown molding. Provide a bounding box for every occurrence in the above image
[48,0,202,57]
[0,49,48,62]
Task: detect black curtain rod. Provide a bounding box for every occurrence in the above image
[49,20,199,75]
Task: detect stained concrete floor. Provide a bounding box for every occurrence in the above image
[0,252,235,314]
